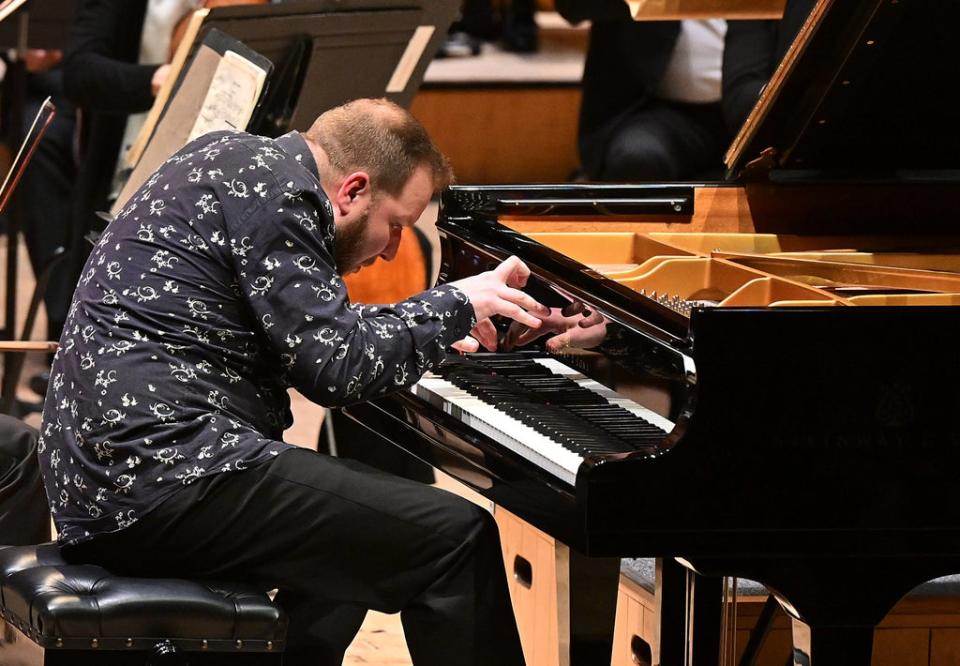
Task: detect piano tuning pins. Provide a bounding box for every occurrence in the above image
[640,289,694,318]
[637,286,696,317]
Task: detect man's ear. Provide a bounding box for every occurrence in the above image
[333,171,371,217]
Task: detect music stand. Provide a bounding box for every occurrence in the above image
[119,0,458,212]
[182,0,459,135]
[0,0,74,49]
[118,0,458,212]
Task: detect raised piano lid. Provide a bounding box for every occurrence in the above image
[722,0,960,232]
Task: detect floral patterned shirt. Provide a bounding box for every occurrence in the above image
[37,130,475,546]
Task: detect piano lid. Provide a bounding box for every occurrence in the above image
[725,0,960,181]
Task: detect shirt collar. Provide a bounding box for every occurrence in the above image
[275,131,320,183]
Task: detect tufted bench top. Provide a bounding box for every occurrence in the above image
[0,543,286,653]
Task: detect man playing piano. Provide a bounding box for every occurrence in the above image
[36,98,545,666]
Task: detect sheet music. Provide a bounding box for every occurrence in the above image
[188,50,267,142]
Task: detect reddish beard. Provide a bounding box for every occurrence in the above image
[333,207,370,275]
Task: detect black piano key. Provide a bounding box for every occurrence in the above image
[438,357,666,454]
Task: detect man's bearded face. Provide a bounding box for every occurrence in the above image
[331,165,434,276]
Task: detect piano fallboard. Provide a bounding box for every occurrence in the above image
[346,391,582,545]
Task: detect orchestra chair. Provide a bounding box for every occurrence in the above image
[0,394,288,666]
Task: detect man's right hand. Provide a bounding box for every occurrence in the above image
[449,256,550,353]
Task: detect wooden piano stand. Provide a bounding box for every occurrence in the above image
[495,508,726,666]
[495,507,620,666]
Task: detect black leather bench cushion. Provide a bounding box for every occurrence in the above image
[0,544,286,652]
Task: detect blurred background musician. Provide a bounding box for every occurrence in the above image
[64,0,201,252]
[0,414,48,544]
[722,0,817,134]
[441,0,539,56]
[62,0,266,289]
[557,0,728,181]
[0,49,76,349]
[557,0,814,182]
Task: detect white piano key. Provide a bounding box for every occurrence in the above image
[409,357,676,486]
[412,376,581,486]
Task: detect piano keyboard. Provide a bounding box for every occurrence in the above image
[410,356,675,486]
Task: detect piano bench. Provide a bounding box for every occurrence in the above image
[0,543,286,666]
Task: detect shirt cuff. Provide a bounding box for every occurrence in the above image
[405,283,476,351]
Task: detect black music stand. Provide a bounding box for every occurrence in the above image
[182,0,459,135]
[0,0,74,411]
[123,0,459,210]
[0,0,74,50]
[121,0,458,214]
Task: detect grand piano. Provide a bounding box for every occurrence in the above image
[344,0,960,664]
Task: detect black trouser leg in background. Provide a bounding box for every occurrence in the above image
[16,70,77,341]
[598,100,726,182]
[64,447,526,666]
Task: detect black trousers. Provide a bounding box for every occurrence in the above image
[0,415,50,545]
[63,447,526,666]
[595,99,727,182]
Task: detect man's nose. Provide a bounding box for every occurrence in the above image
[379,228,403,262]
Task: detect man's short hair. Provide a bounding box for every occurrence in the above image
[304,98,453,196]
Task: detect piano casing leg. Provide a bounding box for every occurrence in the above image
[657,559,723,666]
[566,549,620,666]
[656,558,687,666]
[789,617,874,666]
[690,574,723,666]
